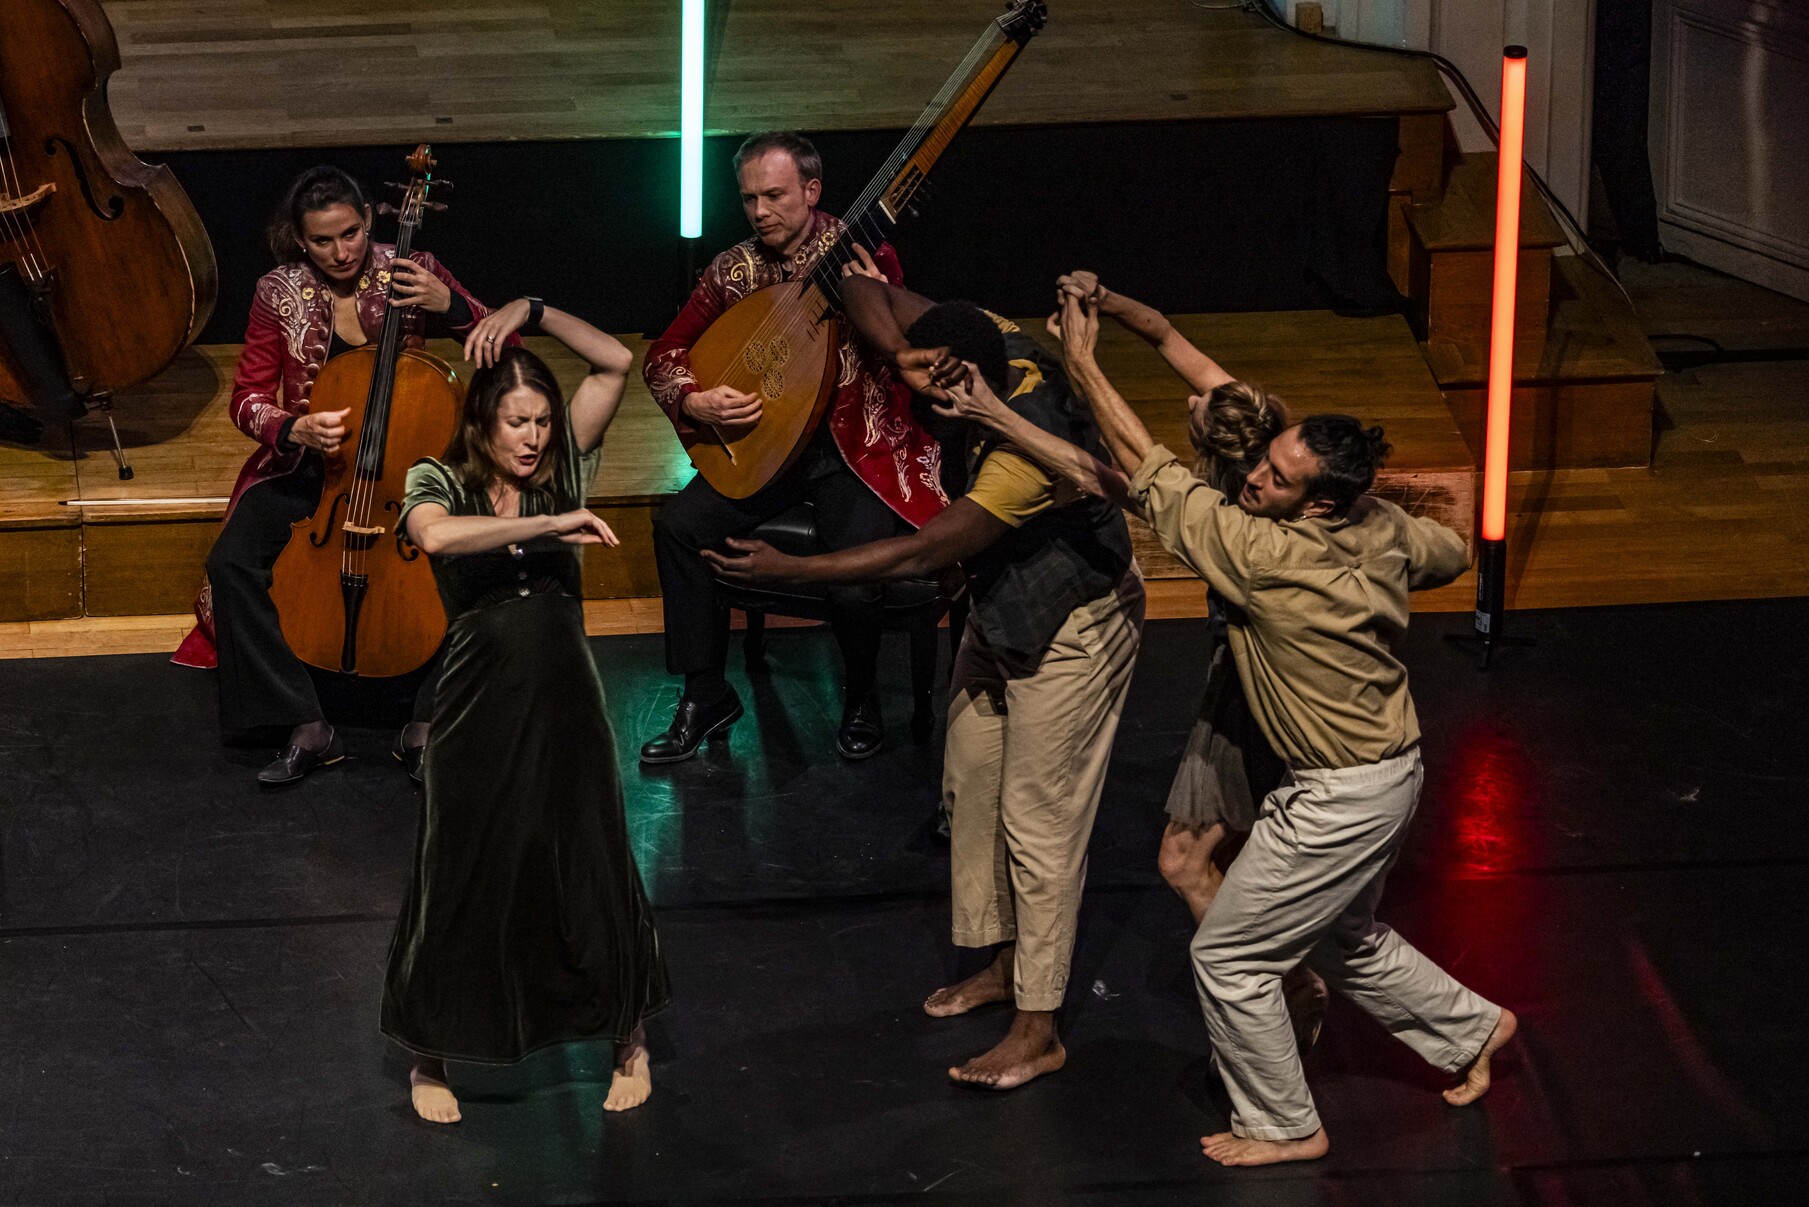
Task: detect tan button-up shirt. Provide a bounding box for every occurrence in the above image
[1128,445,1468,771]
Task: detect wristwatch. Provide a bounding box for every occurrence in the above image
[524,296,545,331]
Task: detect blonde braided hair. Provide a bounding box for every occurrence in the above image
[1191,380,1288,494]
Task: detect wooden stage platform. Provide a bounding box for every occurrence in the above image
[7,287,1809,656]
[103,1,1451,153]
[0,308,1475,626]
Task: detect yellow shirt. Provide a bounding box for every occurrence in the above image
[1128,444,1469,770]
[962,354,1082,527]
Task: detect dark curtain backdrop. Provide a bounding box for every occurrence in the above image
[155,115,1402,346]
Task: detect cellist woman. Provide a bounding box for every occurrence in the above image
[173,165,506,787]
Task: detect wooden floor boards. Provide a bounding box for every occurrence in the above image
[100,1,1450,153]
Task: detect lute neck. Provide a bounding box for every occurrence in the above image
[805,9,1038,302]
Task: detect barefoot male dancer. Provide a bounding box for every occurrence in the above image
[706,277,1142,1090]
[971,288,1514,1164]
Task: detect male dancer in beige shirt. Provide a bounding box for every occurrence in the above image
[936,284,1516,1166]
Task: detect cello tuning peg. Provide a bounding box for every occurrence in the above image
[433,179,454,189]
[376,202,399,216]
[425,201,449,212]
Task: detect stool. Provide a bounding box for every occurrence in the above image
[710,502,947,743]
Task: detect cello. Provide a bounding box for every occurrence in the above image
[0,0,216,425]
[267,146,464,680]
[681,0,1046,498]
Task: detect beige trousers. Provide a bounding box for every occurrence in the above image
[1191,748,1501,1139]
[944,574,1145,1012]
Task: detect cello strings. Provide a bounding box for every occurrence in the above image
[0,140,47,279]
[0,136,55,279]
[348,186,422,582]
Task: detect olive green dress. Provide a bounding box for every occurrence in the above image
[381,426,668,1063]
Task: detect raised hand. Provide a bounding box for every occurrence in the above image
[463,297,531,367]
[389,258,452,314]
[894,345,967,399]
[1056,290,1101,369]
[930,361,1011,430]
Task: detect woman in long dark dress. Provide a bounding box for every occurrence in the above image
[384,299,669,1123]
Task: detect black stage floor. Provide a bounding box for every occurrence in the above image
[3,600,1805,1205]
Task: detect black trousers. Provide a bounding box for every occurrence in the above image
[652,429,904,696]
[206,458,438,737]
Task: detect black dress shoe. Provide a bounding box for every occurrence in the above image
[836,697,885,761]
[640,686,744,764]
[257,729,346,787]
[392,734,425,785]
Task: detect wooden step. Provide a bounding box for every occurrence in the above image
[1404,151,1567,353]
[0,429,82,621]
[1426,254,1663,469]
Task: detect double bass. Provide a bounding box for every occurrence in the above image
[681,0,1047,498]
[0,0,216,423]
[267,146,464,680]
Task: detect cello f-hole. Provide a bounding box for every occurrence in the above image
[43,136,125,220]
[310,491,349,548]
[386,499,420,561]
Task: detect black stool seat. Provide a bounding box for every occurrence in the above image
[710,502,946,742]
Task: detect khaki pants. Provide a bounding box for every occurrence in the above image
[1191,748,1500,1139]
[944,574,1144,1012]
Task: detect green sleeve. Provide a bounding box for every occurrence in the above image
[399,458,461,541]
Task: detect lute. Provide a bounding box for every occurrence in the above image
[682,0,1048,498]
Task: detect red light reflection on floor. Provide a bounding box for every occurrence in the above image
[1441,724,1536,875]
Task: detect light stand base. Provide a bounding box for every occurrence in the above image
[1443,537,1534,668]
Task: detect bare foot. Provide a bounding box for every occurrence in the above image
[924,945,1014,1018]
[409,1058,460,1125]
[948,1009,1066,1090]
[604,1026,652,1113]
[1445,1007,1517,1106]
[1200,1128,1328,1166]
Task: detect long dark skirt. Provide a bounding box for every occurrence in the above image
[381,589,669,1063]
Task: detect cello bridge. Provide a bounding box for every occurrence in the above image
[343,522,387,536]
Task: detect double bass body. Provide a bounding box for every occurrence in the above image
[0,0,216,402]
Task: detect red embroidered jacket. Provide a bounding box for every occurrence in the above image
[643,211,948,529]
[174,245,497,668]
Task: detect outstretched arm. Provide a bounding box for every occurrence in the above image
[1052,293,1158,478]
[1057,271,1232,395]
[702,497,1008,587]
[405,501,619,557]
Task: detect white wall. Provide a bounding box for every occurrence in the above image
[1277,0,1598,226]
[1650,0,1809,299]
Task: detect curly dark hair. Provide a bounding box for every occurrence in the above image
[444,346,571,501]
[902,301,1010,395]
[1297,413,1392,516]
[267,165,370,264]
[1191,381,1288,495]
